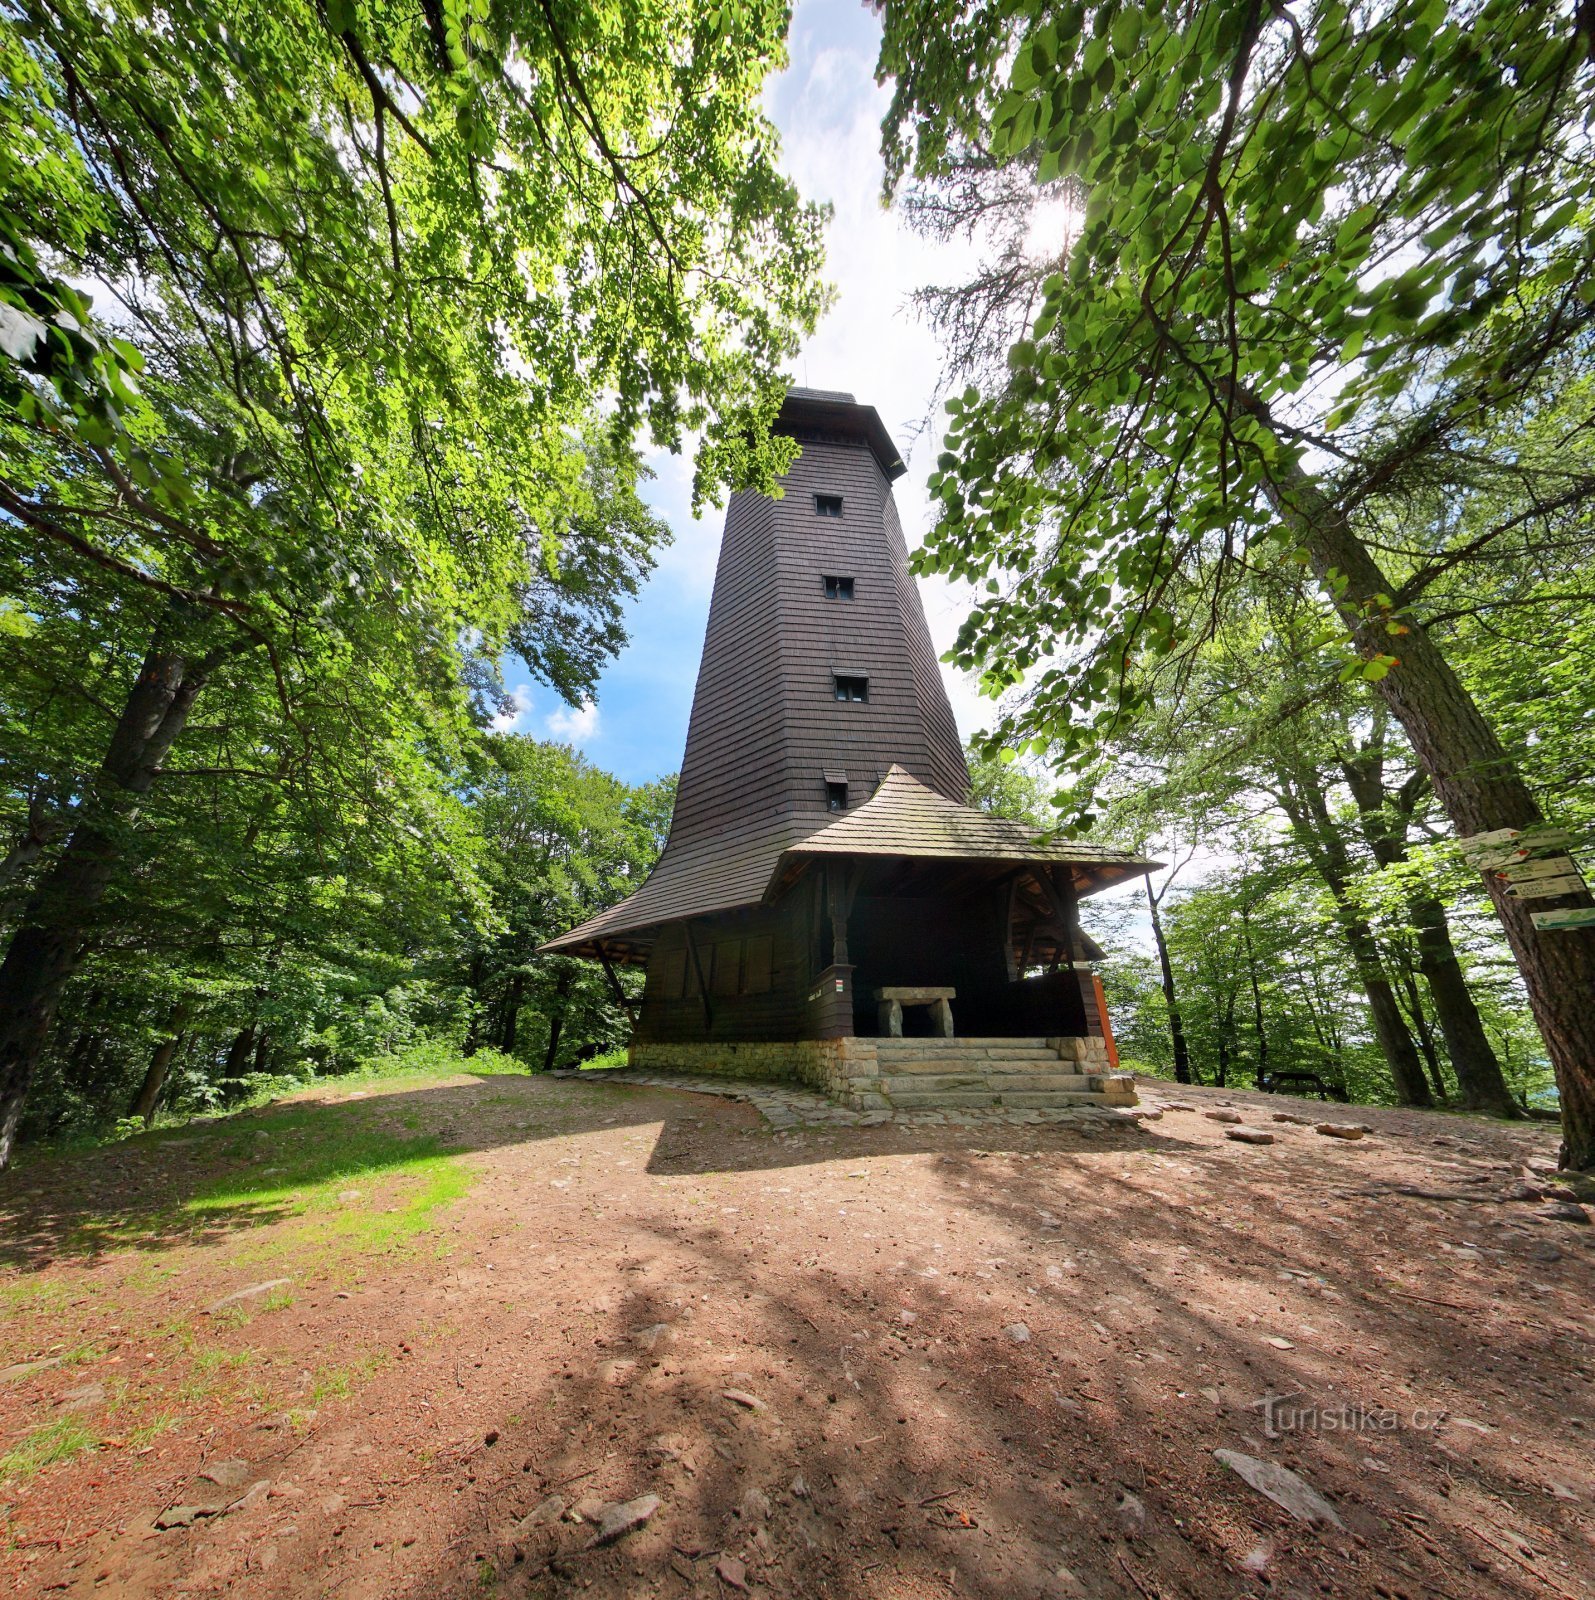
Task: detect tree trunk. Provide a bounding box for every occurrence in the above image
[131,1000,191,1124]
[462,952,486,1057]
[499,973,525,1055]
[1275,771,1433,1106]
[1265,452,1595,1166]
[1214,987,1236,1086]
[1338,739,1521,1117]
[1395,955,1450,1102]
[1146,880,1193,1083]
[1239,905,1271,1090]
[223,1025,257,1083]
[0,616,227,1168]
[1407,891,1518,1113]
[540,1011,564,1073]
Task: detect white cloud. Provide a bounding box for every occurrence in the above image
[546,700,600,743]
[490,684,535,732]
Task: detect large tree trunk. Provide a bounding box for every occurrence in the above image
[1259,419,1595,1164]
[222,1025,258,1089]
[1146,880,1193,1084]
[0,618,226,1168]
[540,970,574,1073]
[1406,891,1519,1114]
[1395,956,1450,1102]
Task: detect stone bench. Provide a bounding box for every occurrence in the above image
[875,986,955,1039]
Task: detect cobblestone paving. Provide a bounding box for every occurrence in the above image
[560,1067,1152,1130]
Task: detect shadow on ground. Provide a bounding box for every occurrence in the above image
[0,1072,1182,1271]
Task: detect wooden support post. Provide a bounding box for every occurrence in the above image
[1002,876,1020,982]
[681,920,713,1030]
[826,863,861,969]
[1035,866,1080,968]
[596,947,639,1029]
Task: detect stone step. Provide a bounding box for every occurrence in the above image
[873,1048,1060,1066]
[876,1037,1054,1051]
[998,1089,1137,1108]
[878,1071,1107,1095]
[882,1088,1123,1109]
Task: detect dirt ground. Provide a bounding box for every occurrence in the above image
[1,1068,1591,1600]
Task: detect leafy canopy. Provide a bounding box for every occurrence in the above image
[878,0,1594,813]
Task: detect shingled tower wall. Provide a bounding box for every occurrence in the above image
[667,389,968,873]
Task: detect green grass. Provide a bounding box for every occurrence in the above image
[0,1419,98,1482]
[0,1279,73,1318]
[178,1102,472,1246]
[325,1042,524,1090]
[578,1047,628,1071]
[127,1411,182,1448]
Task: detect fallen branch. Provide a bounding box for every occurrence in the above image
[1386,1290,1472,1311]
[1464,1522,1580,1600]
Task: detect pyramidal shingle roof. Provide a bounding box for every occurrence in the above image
[785,764,1154,873]
[542,766,1152,956]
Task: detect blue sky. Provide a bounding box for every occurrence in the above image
[494,0,987,785]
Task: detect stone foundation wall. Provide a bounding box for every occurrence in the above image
[627,1038,887,1109]
[627,1038,1134,1111]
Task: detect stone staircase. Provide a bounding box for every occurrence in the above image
[860,1037,1138,1112]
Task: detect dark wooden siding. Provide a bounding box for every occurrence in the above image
[637,899,814,1043]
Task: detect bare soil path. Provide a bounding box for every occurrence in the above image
[1,1068,1591,1600]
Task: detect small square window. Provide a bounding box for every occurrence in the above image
[826,781,848,811]
[823,575,855,600]
[833,674,868,703]
[814,493,843,518]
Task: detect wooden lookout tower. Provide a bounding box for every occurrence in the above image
[541,390,1156,1111]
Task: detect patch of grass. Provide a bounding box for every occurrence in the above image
[175,1346,259,1404]
[179,1103,472,1253]
[52,1340,106,1368]
[330,1042,523,1089]
[578,1047,628,1071]
[308,1350,389,1406]
[193,1347,255,1376]
[127,1411,181,1448]
[310,1366,352,1404]
[0,1278,73,1318]
[0,1418,98,1482]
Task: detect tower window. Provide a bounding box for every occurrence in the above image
[826,780,848,812]
[814,493,844,518]
[833,674,869,703]
[823,575,855,600]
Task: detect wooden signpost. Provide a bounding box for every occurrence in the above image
[1456,827,1592,925]
[1531,907,1595,932]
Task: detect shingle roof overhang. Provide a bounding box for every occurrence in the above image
[538,767,1160,962]
[776,390,907,482]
